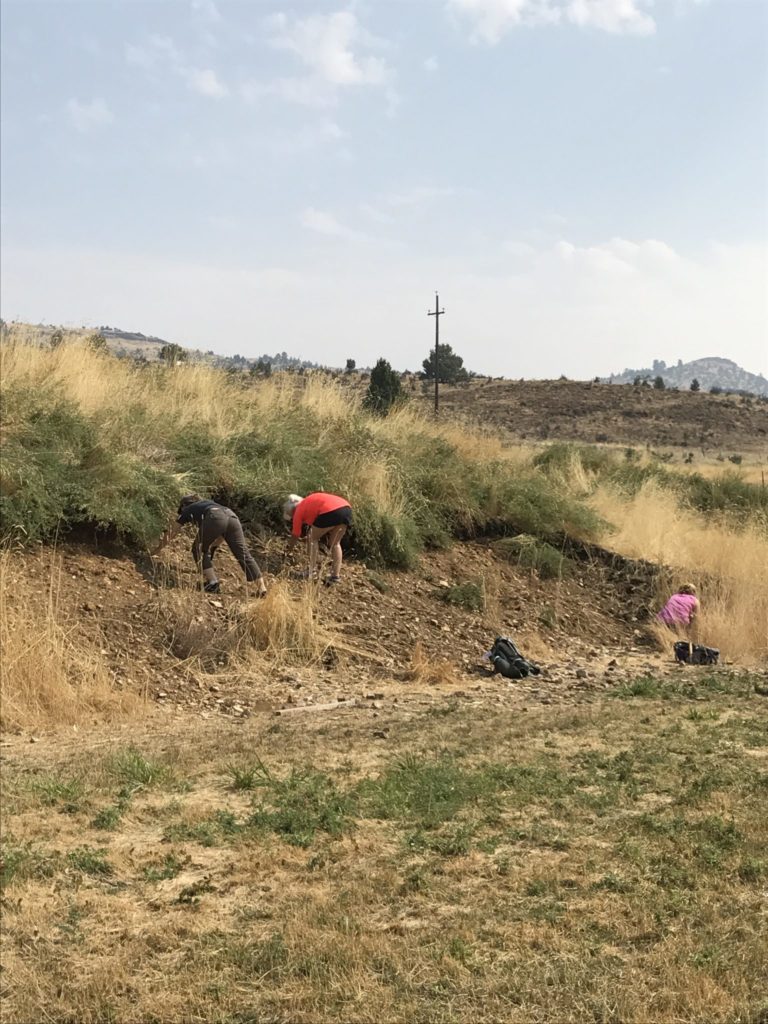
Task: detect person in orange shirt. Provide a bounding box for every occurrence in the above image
[283,492,352,585]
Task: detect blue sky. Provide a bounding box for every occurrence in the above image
[2,0,766,377]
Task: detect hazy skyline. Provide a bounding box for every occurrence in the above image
[2,0,766,377]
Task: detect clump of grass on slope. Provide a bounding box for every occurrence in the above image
[0,339,602,565]
[494,534,571,579]
[0,550,142,732]
[534,443,768,526]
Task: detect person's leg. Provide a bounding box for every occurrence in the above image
[224,516,266,595]
[198,514,226,590]
[328,525,347,578]
[307,526,325,579]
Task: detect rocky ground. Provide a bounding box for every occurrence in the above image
[6,532,745,740]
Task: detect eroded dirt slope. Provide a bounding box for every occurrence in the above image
[6,533,704,730]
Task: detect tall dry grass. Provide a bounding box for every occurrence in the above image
[0,551,142,731]
[591,482,768,664]
[240,581,336,663]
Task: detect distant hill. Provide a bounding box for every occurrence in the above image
[99,326,167,345]
[606,357,768,396]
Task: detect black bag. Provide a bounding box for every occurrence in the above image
[673,641,719,666]
[691,644,719,665]
[674,641,692,663]
[490,637,541,680]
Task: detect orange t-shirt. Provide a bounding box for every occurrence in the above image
[292,492,350,537]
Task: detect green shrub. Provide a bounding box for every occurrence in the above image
[1,350,608,565]
[440,582,484,612]
[494,535,571,579]
[0,387,177,544]
[363,358,404,415]
[351,502,422,568]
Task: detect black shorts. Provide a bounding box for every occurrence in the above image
[313,506,352,529]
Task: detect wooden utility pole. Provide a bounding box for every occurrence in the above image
[428,292,445,416]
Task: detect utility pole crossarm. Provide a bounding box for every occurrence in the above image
[427,292,445,417]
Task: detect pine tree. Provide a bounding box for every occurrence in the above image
[364,358,403,415]
[422,343,468,383]
[159,343,187,365]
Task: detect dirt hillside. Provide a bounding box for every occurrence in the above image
[5,532,716,732]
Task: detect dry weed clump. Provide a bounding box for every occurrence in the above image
[0,552,142,731]
[592,482,768,664]
[405,641,461,686]
[238,580,335,664]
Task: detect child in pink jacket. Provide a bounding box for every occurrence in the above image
[657,583,699,632]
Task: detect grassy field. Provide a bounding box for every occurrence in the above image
[2,332,767,1023]
[2,670,767,1024]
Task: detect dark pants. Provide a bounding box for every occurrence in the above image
[192,508,262,583]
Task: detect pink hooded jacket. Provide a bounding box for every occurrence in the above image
[657,592,698,627]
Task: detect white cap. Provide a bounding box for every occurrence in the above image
[283,494,302,522]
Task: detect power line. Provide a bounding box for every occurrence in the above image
[427,292,445,417]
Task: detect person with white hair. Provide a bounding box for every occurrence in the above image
[283,491,352,585]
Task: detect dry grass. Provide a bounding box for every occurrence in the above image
[239,580,336,664]
[0,551,142,731]
[590,482,768,664]
[2,686,766,1024]
[405,641,461,686]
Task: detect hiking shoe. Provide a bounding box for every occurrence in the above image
[204,581,221,594]
[324,575,341,587]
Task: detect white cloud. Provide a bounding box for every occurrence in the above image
[361,185,457,223]
[185,68,228,98]
[241,76,336,109]
[386,186,456,208]
[263,8,393,106]
[126,35,229,99]
[125,35,180,69]
[191,0,221,23]
[243,11,394,112]
[270,10,391,86]
[448,0,656,43]
[270,119,348,157]
[66,97,114,133]
[424,55,439,72]
[568,0,655,33]
[299,207,361,240]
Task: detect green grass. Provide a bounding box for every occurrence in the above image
[226,761,264,791]
[142,854,186,882]
[3,677,767,1024]
[494,535,571,579]
[247,766,353,848]
[610,670,754,701]
[32,774,88,814]
[164,810,243,848]
[1,351,604,564]
[105,747,172,788]
[66,846,113,877]
[534,442,768,527]
[0,839,59,889]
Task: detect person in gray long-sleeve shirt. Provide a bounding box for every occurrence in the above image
[153,494,266,596]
